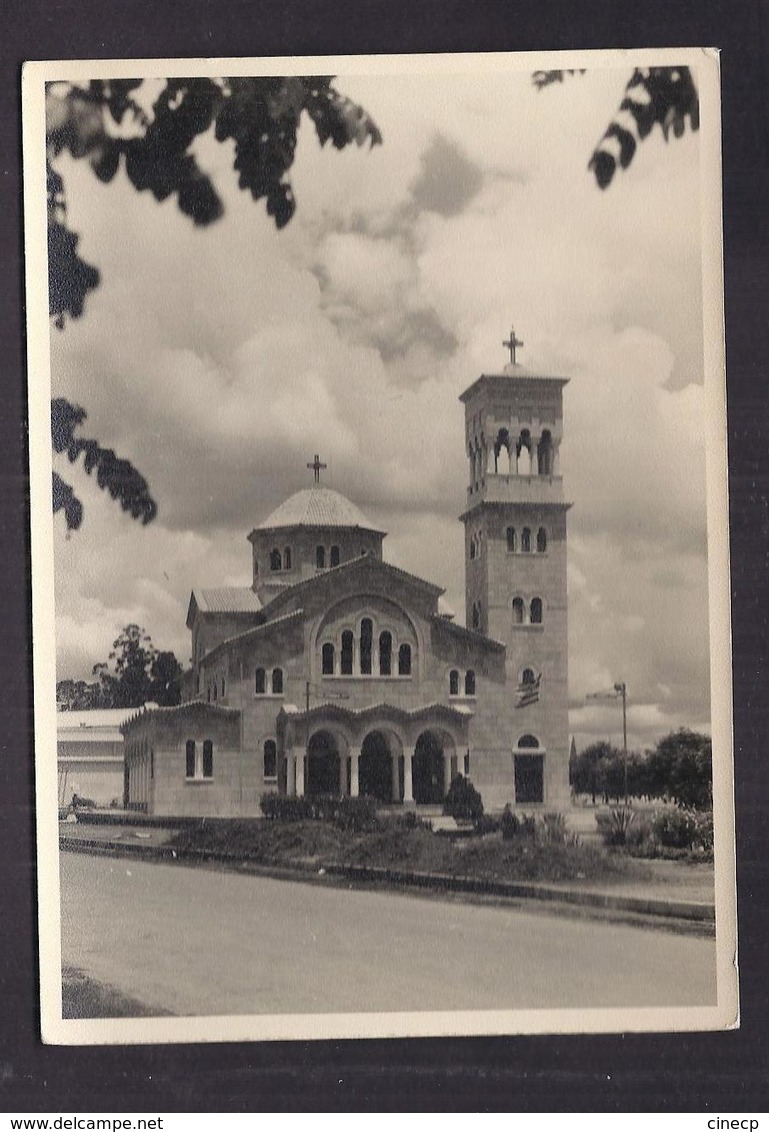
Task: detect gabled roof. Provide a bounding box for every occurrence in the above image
[429,614,506,653]
[121,699,241,734]
[261,553,444,621]
[186,587,263,629]
[251,486,385,535]
[199,609,305,667]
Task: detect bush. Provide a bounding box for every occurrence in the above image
[443,775,484,821]
[595,807,635,846]
[335,795,378,832]
[72,794,97,809]
[260,793,314,822]
[652,808,698,849]
[474,813,501,836]
[540,812,568,845]
[694,809,714,852]
[501,806,537,841]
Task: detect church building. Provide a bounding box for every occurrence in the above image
[122,338,572,816]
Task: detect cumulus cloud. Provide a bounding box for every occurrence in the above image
[46,64,715,752]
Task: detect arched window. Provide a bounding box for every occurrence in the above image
[465,669,476,696]
[263,740,277,780]
[470,538,476,561]
[322,643,335,675]
[517,733,540,749]
[254,559,259,576]
[379,631,392,677]
[315,545,326,569]
[206,684,211,702]
[517,429,532,475]
[212,682,218,701]
[506,526,517,553]
[472,603,480,629]
[521,667,536,685]
[341,630,354,675]
[398,643,412,676]
[538,430,553,476]
[221,677,226,698]
[449,669,460,696]
[530,597,543,624]
[272,667,284,695]
[202,739,213,778]
[521,527,531,553]
[185,740,196,779]
[284,546,292,569]
[360,618,373,675]
[255,667,266,695]
[270,548,282,571]
[513,597,525,624]
[537,527,547,553]
[330,545,340,567]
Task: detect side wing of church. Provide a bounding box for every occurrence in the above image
[122,346,572,816]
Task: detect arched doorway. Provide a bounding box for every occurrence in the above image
[413,730,449,805]
[306,730,341,797]
[359,731,393,803]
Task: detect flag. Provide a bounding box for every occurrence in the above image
[516,672,541,708]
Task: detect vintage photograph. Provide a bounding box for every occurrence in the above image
[23,50,736,1043]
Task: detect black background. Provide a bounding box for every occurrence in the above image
[2,0,768,1112]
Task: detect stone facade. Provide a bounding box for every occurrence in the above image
[122,358,571,816]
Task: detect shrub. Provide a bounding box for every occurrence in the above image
[595,807,636,846]
[652,807,698,849]
[443,775,484,821]
[501,807,537,841]
[694,809,714,852]
[474,813,501,836]
[335,795,378,832]
[396,810,431,832]
[260,793,314,822]
[540,812,568,845]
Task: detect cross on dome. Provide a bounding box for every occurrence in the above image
[503,327,524,365]
[307,453,328,484]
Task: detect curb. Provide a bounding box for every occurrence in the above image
[60,835,715,925]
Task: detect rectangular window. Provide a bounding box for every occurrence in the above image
[263,740,277,780]
[514,754,544,804]
[202,739,214,778]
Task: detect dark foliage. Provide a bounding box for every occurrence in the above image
[57,622,183,709]
[52,397,157,531]
[571,730,712,809]
[259,792,378,831]
[46,76,381,528]
[443,774,484,821]
[535,66,699,189]
[47,77,381,328]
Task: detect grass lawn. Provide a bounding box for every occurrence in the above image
[168,817,649,884]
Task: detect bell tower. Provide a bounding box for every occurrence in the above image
[459,330,571,808]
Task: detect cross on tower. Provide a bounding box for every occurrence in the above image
[307,453,327,484]
[503,327,524,365]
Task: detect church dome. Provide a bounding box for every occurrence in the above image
[256,486,383,533]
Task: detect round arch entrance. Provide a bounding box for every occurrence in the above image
[413,729,454,805]
[306,729,343,797]
[359,730,397,803]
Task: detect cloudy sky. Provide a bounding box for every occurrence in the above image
[48,59,714,750]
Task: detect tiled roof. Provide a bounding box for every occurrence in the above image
[254,487,384,533]
[194,588,263,614]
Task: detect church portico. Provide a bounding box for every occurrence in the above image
[277,703,471,804]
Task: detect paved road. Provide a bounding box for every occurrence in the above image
[60,852,717,1017]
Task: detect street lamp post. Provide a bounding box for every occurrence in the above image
[586,681,629,806]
